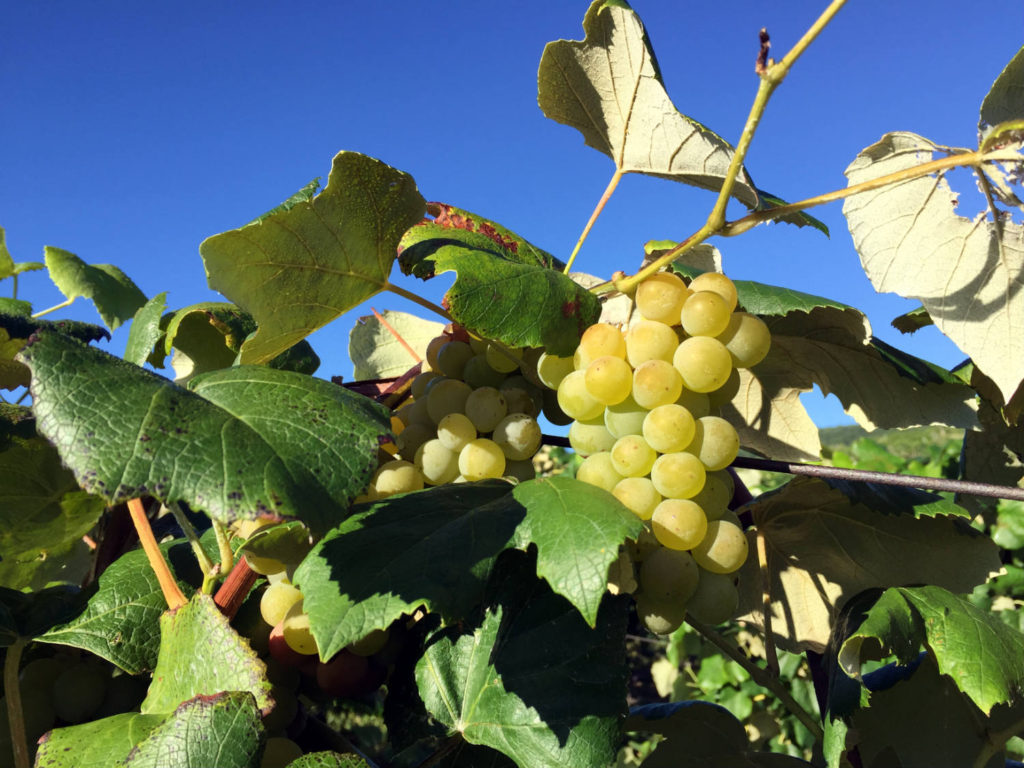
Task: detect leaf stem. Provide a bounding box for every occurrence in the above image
[5,637,30,768]
[30,297,75,319]
[168,503,215,590]
[212,519,234,576]
[384,281,453,323]
[127,498,187,610]
[564,168,624,274]
[11,274,18,301]
[685,617,824,743]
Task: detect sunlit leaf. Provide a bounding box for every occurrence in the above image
[45,246,147,331]
[123,292,168,367]
[349,309,443,380]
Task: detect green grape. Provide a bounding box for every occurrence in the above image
[688,272,738,311]
[244,553,287,577]
[520,348,547,389]
[625,319,678,367]
[437,412,477,452]
[635,593,689,635]
[373,460,425,498]
[604,394,647,438]
[542,388,573,426]
[610,434,657,477]
[680,290,732,337]
[458,438,506,480]
[556,370,605,421]
[499,376,543,416]
[505,458,537,481]
[536,352,575,389]
[607,547,638,595]
[492,413,542,460]
[415,439,460,485]
[282,600,318,655]
[651,498,708,550]
[692,520,748,574]
[632,359,683,409]
[425,335,449,372]
[690,415,740,471]
[719,312,771,368]
[395,421,434,461]
[690,470,734,518]
[675,387,712,419]
[576,452,623,492]
[638,547,700,605]
[582,355,632,405]
[612,477,662,520]
[464,386,508,432]
[642,403,695,453]
[672,336,733,393]
[410,371,440,400]
[426,378,473,424]
[234,588,272,655]
[650,452,705,499]
[53,663,108,723]
[260,582,304,627]
[437,340,474,378]
[686,570,740,624]
[485,343,523,373]
[706,367,741,408]
[260,736,304,768]
[577,323,626,368]
[468,334,490,355]
[635,271,690,325]
[396,397,431,427]
[462,354,507,389]
[626,528,662,563]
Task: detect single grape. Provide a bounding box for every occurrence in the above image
[688,272,738,311]
[635,271,690,324]
[584,355,633,405]
[680,290,732,337]
[603,394,647,439]
[520,348,547,389]
[635,593,689,635]
[437,412,477,452]
[556,370,605,421]
[426,378,473,424]
[672,336,733,393]
[415,439,460,485]
[638,547,700,605]
[462,354,507,389]
[536,352,575,389]
[244,553,287,577]
[650,452,705,499]
[282,600,318,656]
[372,460,425,498]
[632,359,683,409]
[260,736,304,768]
[610,434,658,478]
[625,319,678,367]
[607,548,638,595]
[464,386,508,432]
[642,403,695,453]
[652,498,708,550]
[260,582,304,627]
[485,343,523,373]
[612,477,662,520]
[719,312,771,368]
[395,422,434,461]
[575,452,624,492]
[689,415,740,471]
[492,413,542,460]
[396,397,431,427]
[577,323,626,368]
[458,438,506,480]
[425,335,449,372]
[505,458,537,481]
[499,376,543,416]
[437,340,474,378]
[410,371,440,400]
[690,470,734,518]
[692,520,748,574]
[468,334,489,355]
[686,570,740,624]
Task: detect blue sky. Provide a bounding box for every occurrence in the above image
[3,1,1021,427]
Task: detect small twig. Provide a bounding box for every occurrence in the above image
[127,498,187,610]
[686,617,824,743]
[167,503,215,586]
[564,168,624,275]
[5,638,30,768]
[30,297,75,319]
[371,307,423,363]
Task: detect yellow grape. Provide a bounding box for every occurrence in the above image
[680,291,732,337]
[425,335,448,372]
[458,438,506,481]
[260,582,304,627]
[688,272,738,311]
[651,499,708,550]
[373,460,425,498]
[603,393,647,438]
[638,547,700,605]
[536,352,575,389]
[692,520,748,574]
[625,320,678,367]
[690,470,734,519]
[492,413,541,460]
[610,435,658,478]
[719,312,771,368]
[635,593,688,635]
[635,271,690,325]
[282,601,318,655]
[672,336,733,393]
[464,386,508,432]
[650,452,705,499]
[690,416,740,471]
[436,412,477,452]
[611,477,662,520]
[415,439,460,485]
[632,359,683,409]
[642,403,696,454]
[556,370,605,421]
[426,378,473,424]
[686,570,740,624]
[577,323,626,367]
[569,417,617,456]
[584,355,633,405]
[576,452,624,492]
[486,343,523,373]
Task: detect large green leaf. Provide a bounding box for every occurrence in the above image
[18,332,388,533]
[1,311,109,391]
[736,477,1001,653]
[538,0,759,207]
[295,477,640,659]
[841,586,1024,717]
[349,309,443,380]
[415,553,629,768]
[843,131,1024,404]
[45,246,147,331]
[34,712,165,768]
[398,205,600,355]
[200,151,426,365]
[142,594,271,715]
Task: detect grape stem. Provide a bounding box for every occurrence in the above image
[213,557,258,620]
[563,168,624,275]
[167,502,216,592]
[685,617,825,743]
[5,637,30,768]
[127,498,187,610]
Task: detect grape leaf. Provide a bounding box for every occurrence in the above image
[123,292,168,367]
[958,397,1024,524]
[0,226,43,280]
[18,332,388,533]
[843,131,1024,404]
[349,309,444,380]
[840,586,1024,716]
[1,311,109,391]
[0,298,32,316]
[980,45,1024,135]
[398,205,599,355]
[34,712,165,768]
[142,594,271,715]
[736,477,1000,653]
[415,553,629,768]
[200,151,426,365]
[127,692,264,768]
[891,304,933,334]
[0,538,92,593]
[45,246,147,331]
[538,0,760,208]
[286,753,374,768]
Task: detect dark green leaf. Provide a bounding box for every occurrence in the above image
[753,189,829,236]
[0,585,81,641]
[201,151,426,365]
[124,292,168,367]
[0,298,31,316]
[892,304,933,334]
[141,594,272,715]
[415,553,629,768]
[398,205,599,355]
[45,246,147,331]
[34,712,165,768]
[0,538,92,593]
[19,332,387,533]
[980,45,1024,134]
[0,311,110,345]
[839,585,1024,715]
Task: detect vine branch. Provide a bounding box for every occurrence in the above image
[127,498,187,610]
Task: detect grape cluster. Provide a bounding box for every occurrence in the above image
[538,271,770,634]
[364,327,555,497]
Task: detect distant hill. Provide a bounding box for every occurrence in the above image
[819,424,964,459]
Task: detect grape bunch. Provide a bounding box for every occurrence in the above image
[363,326,557,498]
[537,271,770,634]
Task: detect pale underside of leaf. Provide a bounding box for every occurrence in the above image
[843,131,1024,403]
[721,367,821,462]
[349,309,444,380]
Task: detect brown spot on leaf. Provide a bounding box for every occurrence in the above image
[561,299,581,318]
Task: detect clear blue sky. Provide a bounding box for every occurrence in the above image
[3,1,1020,427]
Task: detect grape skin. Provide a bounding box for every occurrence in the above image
[610,435,658,478]
[584,355,633,405]
[458,438,506,481]
[650,452,705,499]
[680,291,732,337]
[635,271,690,324]
[260,582,304,627]
[642,403,695,454]
[651,499,708,550]
[692,520,748,574]
[576,452,624,492]
[672,336,733,393]
[612,477,662,520]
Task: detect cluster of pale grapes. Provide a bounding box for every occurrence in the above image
[363,326,559,497]
[537,271,771,635]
